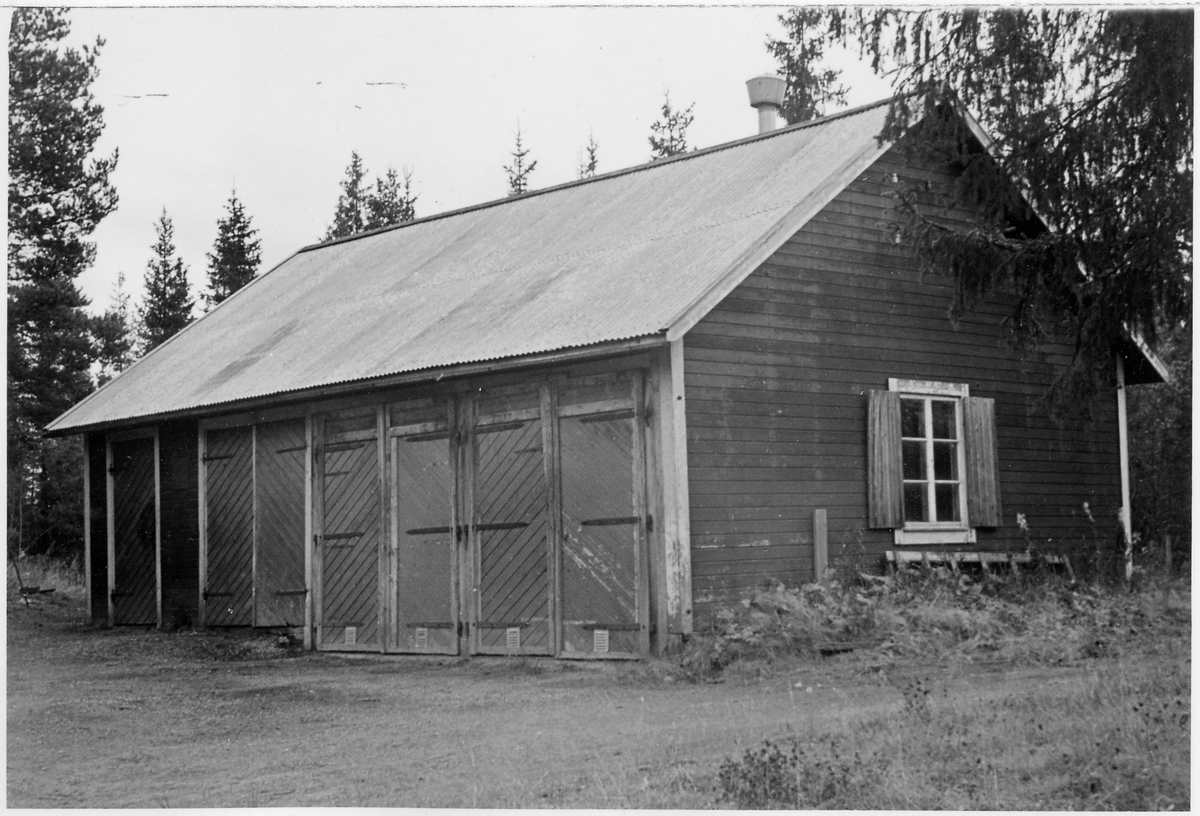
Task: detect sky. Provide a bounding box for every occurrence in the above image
[60,6,894,315]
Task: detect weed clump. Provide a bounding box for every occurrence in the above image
[717,736,866,809]
[681,568,1189,680]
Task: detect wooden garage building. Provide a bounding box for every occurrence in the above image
[47,97,1165,656]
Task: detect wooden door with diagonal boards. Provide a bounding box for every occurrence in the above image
[390,396,458,653]
[557,374,647,657]
[203,426,254,625]
[255,419,307,627]
[471,385,552,655]
[317,410,381,650]
[111,437,157,625]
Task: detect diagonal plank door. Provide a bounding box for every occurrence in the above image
[556,372,647,657]
[204,426,254,626]
[392,423,458,654]
[318,411,381,650]
[111,437,157,625]
[255,419,307,627]
[559,407,643,656]
[472,390,552,655]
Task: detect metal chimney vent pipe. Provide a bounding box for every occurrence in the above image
[746,75,786,134]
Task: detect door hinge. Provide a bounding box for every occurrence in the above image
[646,515,654,533]
[457,621,466,637]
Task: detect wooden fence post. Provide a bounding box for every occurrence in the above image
[813,509,828,584]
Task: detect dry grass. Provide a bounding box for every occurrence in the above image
[708,571,1191,810]
[7,553,87,600]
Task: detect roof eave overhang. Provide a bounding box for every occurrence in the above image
[44,334,668,438]
[1119,326,1171,385]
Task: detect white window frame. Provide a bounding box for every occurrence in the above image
[888,378,976,546]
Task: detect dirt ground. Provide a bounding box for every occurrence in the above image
[4,589,1141,808]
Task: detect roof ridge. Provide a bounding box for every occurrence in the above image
[300,95,900,255]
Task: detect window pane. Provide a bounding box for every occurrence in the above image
[903,483,927,522]
[931,400,956,439]
[901,399,924,438]
[933,441,957,480]
[902,441,926,480]
[935,484,960,522]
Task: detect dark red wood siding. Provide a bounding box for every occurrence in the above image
[684,147,1122,617]
[86,432,108,622]
[159,420,199,627]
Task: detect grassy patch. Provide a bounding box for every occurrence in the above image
[8,553,86,600]
[717,654,1188,809]
[708,571,1190,810]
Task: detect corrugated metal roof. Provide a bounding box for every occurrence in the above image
[49,99,894,433]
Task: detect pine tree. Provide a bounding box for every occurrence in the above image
[648,92,695,160]
[504,126,538,196]
[138,210,194,354]
[767,9,849,124]
[324,150,368,240]
[577,133,599,179]
[365,167,418,230]
[204,190,261,309]
[93,270,135,385]
[8,8,118,557]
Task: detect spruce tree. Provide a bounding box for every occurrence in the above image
[324,151,368,240]
[790,9,1192,408]
[648,92,695,160]
[138,210,194,354]
[504,126,538,196]
[204,190,261,309]
[577,133,599,179]
[365,167,418,230]
[766,8,848,124]
[93,270,135,385]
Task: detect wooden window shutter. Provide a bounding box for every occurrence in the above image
[964,396,1002,527]
[867,390,903,529]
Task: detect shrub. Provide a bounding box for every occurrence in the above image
[717,736,866,809]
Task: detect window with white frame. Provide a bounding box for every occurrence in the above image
[867,379,1002,545]
[899,383,968,527]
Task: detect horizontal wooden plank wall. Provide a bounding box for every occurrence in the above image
[684,147,1120,622]
[159,420,200,628]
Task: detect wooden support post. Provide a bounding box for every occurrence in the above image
[813,508,828,584]
[376,404,389,653]
[303,413,314,651]
[1115,354,1133,583]
[657,339,692,638]
[153,428,162,629]
[540,382,560,657]
[82,436,92,620]
[646,353,669,655]
[105,438,115,626]
[197,429,207,627]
